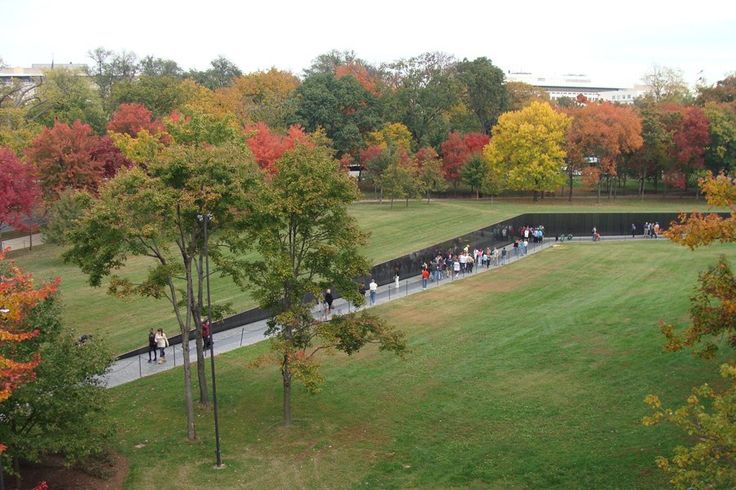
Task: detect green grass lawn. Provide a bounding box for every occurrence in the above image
[9,198,726,355]
[108,241,735,489]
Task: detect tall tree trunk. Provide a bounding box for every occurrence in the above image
[182,328,196,440]
[475,188,479,199]
[533,190,539,202]
[282,353,292,426]
[597,180,601,203]
[426,190,431,204]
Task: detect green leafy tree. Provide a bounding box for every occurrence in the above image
[243,144,407,426]
[43,189,93,245]
[383,149,418,208]
[415,146,447,203]
[187,56,242,90]
[295,72,381,155]
[112,75,185,118]
[27,69,106,133]
[460,153,488,199]
[703,102,736,174]
[87,47,139,111]
[455,57,508,134]
[65,142,259,440]
[640,65,692,104]
[383,52,460,147]
[484,101,570,200]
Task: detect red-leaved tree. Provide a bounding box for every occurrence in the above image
[0,251,59,452]
[0,148,39,238]
[440,132,490,186]
[26,120,105,200]
[90,135,133,179]
[244,122,312,173]
[107,103,164,137]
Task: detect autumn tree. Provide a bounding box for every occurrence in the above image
[365,122,414,152]
[216,68,300,128]
[484,101,570,200]
[107,102,164,137]
[643,173,736,488]
[440,131,490,187]
[415,146,447,203]
[244,123,312,173]
[455,57,508,134]
[25,120,104,201]
[65,142,260,440]
[0,252,58,458]
[242,144,406,426]
[0,284,112,483]
[0,148,39,244]
[566,102,643,201]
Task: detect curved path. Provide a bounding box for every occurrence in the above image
[103,235,649,387]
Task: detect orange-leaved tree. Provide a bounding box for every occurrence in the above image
[0,251,59,452]
[643,172,736,489]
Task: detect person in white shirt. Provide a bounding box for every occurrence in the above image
[369,279,378,305]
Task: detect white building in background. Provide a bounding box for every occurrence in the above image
[0,63,88,104]
[506,72,647,104]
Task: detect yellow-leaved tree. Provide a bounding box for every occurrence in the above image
[483,101,570,200]
[643,173,736,489]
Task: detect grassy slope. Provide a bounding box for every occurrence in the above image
[109,241,735,489]
[9,198,724,354]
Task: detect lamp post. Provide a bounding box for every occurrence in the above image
[0,306,8,490]
[197,213,223,468]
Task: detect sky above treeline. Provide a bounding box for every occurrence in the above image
[2,0,734,88]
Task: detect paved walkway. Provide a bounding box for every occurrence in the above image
[1,233,44,251]
[103,235,651,387]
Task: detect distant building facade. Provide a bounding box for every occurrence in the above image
[506,72,647,104]
[0,63,88,104]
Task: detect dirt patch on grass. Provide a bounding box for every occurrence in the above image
[10,452,129,490]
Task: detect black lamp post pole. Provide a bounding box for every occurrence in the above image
[200,214,223,468]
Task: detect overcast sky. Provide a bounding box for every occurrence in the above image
[2,0,734,88]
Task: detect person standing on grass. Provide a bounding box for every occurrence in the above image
[155,328,169,364]
[369,278,377,305]
[148,329,157,363]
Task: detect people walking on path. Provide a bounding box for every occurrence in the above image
[631,223,637,238]
[155,328,169,364]
[148,329,157,363]
[369,278,377,305]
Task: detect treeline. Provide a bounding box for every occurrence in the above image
[1,49,735,225]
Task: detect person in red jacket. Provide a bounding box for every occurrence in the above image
[421,268,430,289]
